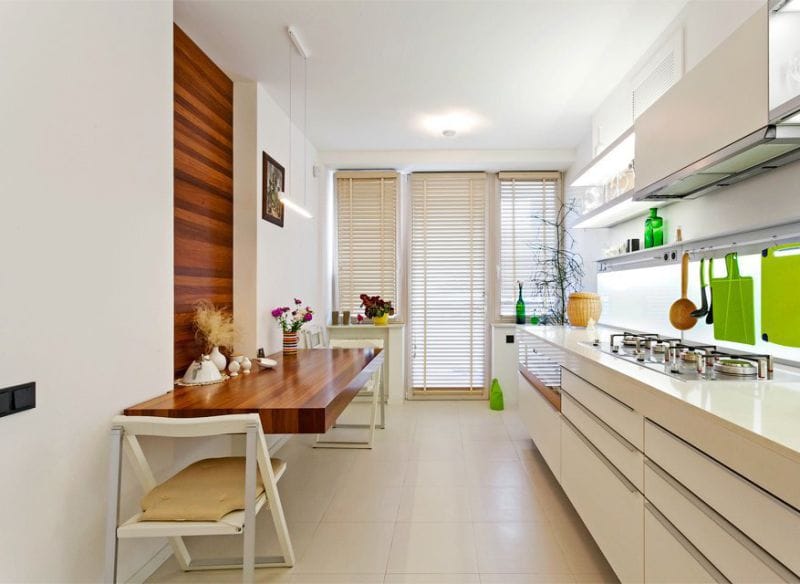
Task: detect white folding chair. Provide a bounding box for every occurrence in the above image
[313,338,386,449]
[300,324,328,349]
[105,414,294,584]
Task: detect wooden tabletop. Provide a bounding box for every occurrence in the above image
[124,348,383,434]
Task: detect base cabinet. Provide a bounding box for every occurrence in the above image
[644,504,721,584]
[517,372,561,480]
[561,418,644,584]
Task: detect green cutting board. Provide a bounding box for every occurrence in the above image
[762,243,800,347]
[711,253,755,345]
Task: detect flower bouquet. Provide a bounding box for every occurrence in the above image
[271,298,314,354]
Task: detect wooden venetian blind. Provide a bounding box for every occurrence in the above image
[498,172,561,320]
[335,171,399,316]
[410,173,487,392]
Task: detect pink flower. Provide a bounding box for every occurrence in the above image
[357,314,364,323]
[306,306,313,312]
[294,298,303,305]
[271,307,283,318]
[303,312,313,322]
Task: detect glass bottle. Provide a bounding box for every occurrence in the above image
[515,282,526,325]
[644,208,664,248]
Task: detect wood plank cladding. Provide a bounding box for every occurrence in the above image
[173,24,234,376]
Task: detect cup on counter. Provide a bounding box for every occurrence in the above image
[331,311,340,325]
[342,310,351,325]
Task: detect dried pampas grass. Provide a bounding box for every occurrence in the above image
[193,300,237,351]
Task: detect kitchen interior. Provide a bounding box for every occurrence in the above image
[2,0,800,583]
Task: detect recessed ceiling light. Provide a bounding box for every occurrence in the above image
[442,129,457,137]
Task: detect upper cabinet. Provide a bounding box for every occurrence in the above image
[769,0,800,120]
[634,6,769,195]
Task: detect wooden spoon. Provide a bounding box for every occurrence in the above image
[669,252,698,330]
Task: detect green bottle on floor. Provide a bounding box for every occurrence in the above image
[644,208,664,248]
[489,378,504,411]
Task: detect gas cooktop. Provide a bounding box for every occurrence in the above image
[580,331,800,383]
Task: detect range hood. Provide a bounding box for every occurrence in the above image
[634,122,800,200]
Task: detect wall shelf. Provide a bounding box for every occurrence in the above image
[572,190,670,229]
[597,218,800,272]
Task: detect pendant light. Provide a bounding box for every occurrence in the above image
[280,26,313,219]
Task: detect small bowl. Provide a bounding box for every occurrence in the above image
[257,357,277,369]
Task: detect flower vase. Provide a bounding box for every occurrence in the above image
[283,331,299,355]
[209,346,227,372]
[373,313,389,326]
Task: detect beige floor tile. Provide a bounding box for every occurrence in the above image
[340,458,409,487]
[462,440,519,461]
[290,574,385,583]
[396,485,471,522]
[295,522,394,574]
[386,574,480,583]
[480,574,575,583]
[353,440,413,462]
[323,485,403,522]
[408,438,464,461]
[571,572,619,584]
[474,522,572,575]
[404,459,469,486]
[460,424,510,442]
[147,556,294,582]
[465,459,530,487]
[387,522,478,574]
[467,486,549,522]
[279,483,337,524]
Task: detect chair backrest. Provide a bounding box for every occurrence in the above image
[329,338,384,350]
[301,325,328,348]
[111,414,277,495]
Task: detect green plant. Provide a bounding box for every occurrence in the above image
[529,198,585,325]
[360,294,394,319]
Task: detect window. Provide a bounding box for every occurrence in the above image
[497,172,561,321]
[335,171,399,317]
[410,173,486,393]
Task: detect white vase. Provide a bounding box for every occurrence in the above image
[209,346,227,372]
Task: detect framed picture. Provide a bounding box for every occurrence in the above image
[262,152,285,227]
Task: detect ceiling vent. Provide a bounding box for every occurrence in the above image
[631,29,684,121]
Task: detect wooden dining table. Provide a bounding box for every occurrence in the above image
[124,348,384,434]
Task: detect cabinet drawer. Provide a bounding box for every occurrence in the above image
[518,373,561,480]
[644,461,791,582]
[644,503,723,584]
[645,421,800,577]
[562,390,643,490]
[562,417,644,584]
[562,369,642,449]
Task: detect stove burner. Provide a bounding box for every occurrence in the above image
[713,358,758,377]
[652,344,667,353]
[622,338,638,346]
[681,351,698,362]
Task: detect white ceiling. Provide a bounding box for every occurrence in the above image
[175,1,686,153]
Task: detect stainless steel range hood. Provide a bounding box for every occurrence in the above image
[634,123,800,201]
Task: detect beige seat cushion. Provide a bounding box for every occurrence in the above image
[140,457,283,522]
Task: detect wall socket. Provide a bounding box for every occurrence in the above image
[0,382,36,418]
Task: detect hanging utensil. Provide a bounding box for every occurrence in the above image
[761,243,800,347]
[669,252,698,330]
[711,252,755,345]
[705,257,714,325]
[691,257,709,318]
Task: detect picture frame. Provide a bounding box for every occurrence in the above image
[262,152,285,227]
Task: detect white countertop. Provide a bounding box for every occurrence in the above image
[518,325,800,463]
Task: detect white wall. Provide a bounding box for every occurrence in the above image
[255,86,327,354]
[0,2,174,581]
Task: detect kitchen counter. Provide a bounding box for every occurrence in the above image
[518,325,800,490]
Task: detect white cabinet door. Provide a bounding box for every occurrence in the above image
[635,5,768,190]
[644,504,722,584]
[769,7,800,119]
[517,372,561,481]
[561,418,644,583]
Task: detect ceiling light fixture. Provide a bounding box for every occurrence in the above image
[281,26,314,219]
[419,109,484,137]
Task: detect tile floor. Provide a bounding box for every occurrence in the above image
[148,401,617,584]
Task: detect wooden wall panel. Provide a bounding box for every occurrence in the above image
[173,24,233,376]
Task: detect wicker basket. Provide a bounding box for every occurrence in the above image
[567,292,601,327]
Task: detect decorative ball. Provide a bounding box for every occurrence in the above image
[228,360,241,377]
[241,357,252,374]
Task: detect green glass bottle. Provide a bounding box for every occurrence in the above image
[515,282,526,325]
[644,208,664,248]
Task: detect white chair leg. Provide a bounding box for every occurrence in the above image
[242,425,257,583]
[105,426,123,584]
[314,364,382,449]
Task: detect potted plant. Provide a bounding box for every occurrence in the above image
[193,300,237,372]
[360,294,394,326]
[271,298,314,354]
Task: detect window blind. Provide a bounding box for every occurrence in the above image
[410,173,486,392]
[335,171,399,316]
[498,172,561,321]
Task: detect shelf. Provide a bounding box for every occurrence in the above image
[570,127,635,188]
[597,218,800,272]
[572,190,671,229]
